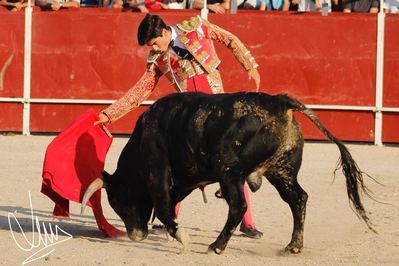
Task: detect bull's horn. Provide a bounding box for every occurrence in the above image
[81,177,106,214]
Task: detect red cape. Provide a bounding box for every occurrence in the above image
[41,109,124,237]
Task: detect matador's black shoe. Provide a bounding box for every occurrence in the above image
[239,223,263,239]
[151,224,166,235]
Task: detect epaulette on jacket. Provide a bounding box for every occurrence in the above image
[176,16,202,33]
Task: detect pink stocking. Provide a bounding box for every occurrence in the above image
[174,202,181,219]
[241,184,255,229]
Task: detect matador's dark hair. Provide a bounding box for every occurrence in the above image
[137,14,167,46]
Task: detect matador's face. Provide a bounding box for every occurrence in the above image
[146,28,171,53]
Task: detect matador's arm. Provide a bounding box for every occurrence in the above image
[101,64,162,123]
[202,20,259,72]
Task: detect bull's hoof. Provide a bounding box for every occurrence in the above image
[207,242,224,255]
[283,244,302,254]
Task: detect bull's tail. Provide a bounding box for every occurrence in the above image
[281,94,375,232]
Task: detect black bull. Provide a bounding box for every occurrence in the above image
[82,92,374,254]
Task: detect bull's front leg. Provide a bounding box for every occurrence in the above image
[148,170,190,250]
[208,180,246,254]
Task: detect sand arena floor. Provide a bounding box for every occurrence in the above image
[0,135,398,265]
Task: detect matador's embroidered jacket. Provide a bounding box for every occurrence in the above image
[102,16,259,122]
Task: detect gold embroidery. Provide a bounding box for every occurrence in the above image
[191,61,205,75]
[195,50,210,65]
[102,69,160,122]
[165,72,175,84]
[179,35,190,45]
[174,65,188,80]
[206,57,221,72]
[206,70,224,94]
[177,16,201,32]
[179,59,188,68]
[185,40,202,56]
[178,60,195,78]
[203,19,259,71]
[192,44,202,54]
[162,53,168,61]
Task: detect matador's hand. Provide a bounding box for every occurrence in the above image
[94,112,110,126]
[248,68,260,92]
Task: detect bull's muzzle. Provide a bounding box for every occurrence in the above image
[128,228,147,242]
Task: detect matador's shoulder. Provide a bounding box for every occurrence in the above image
[176,16,203,33]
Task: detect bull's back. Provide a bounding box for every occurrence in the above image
[140,92,298,178]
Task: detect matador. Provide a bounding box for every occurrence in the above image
[95,14,263,239]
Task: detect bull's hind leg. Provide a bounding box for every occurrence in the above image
[208,180,246,254]
[266,147,308,254]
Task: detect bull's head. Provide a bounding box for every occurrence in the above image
[81,171,153,241]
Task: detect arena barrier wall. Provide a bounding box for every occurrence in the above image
[0,9,398,143]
